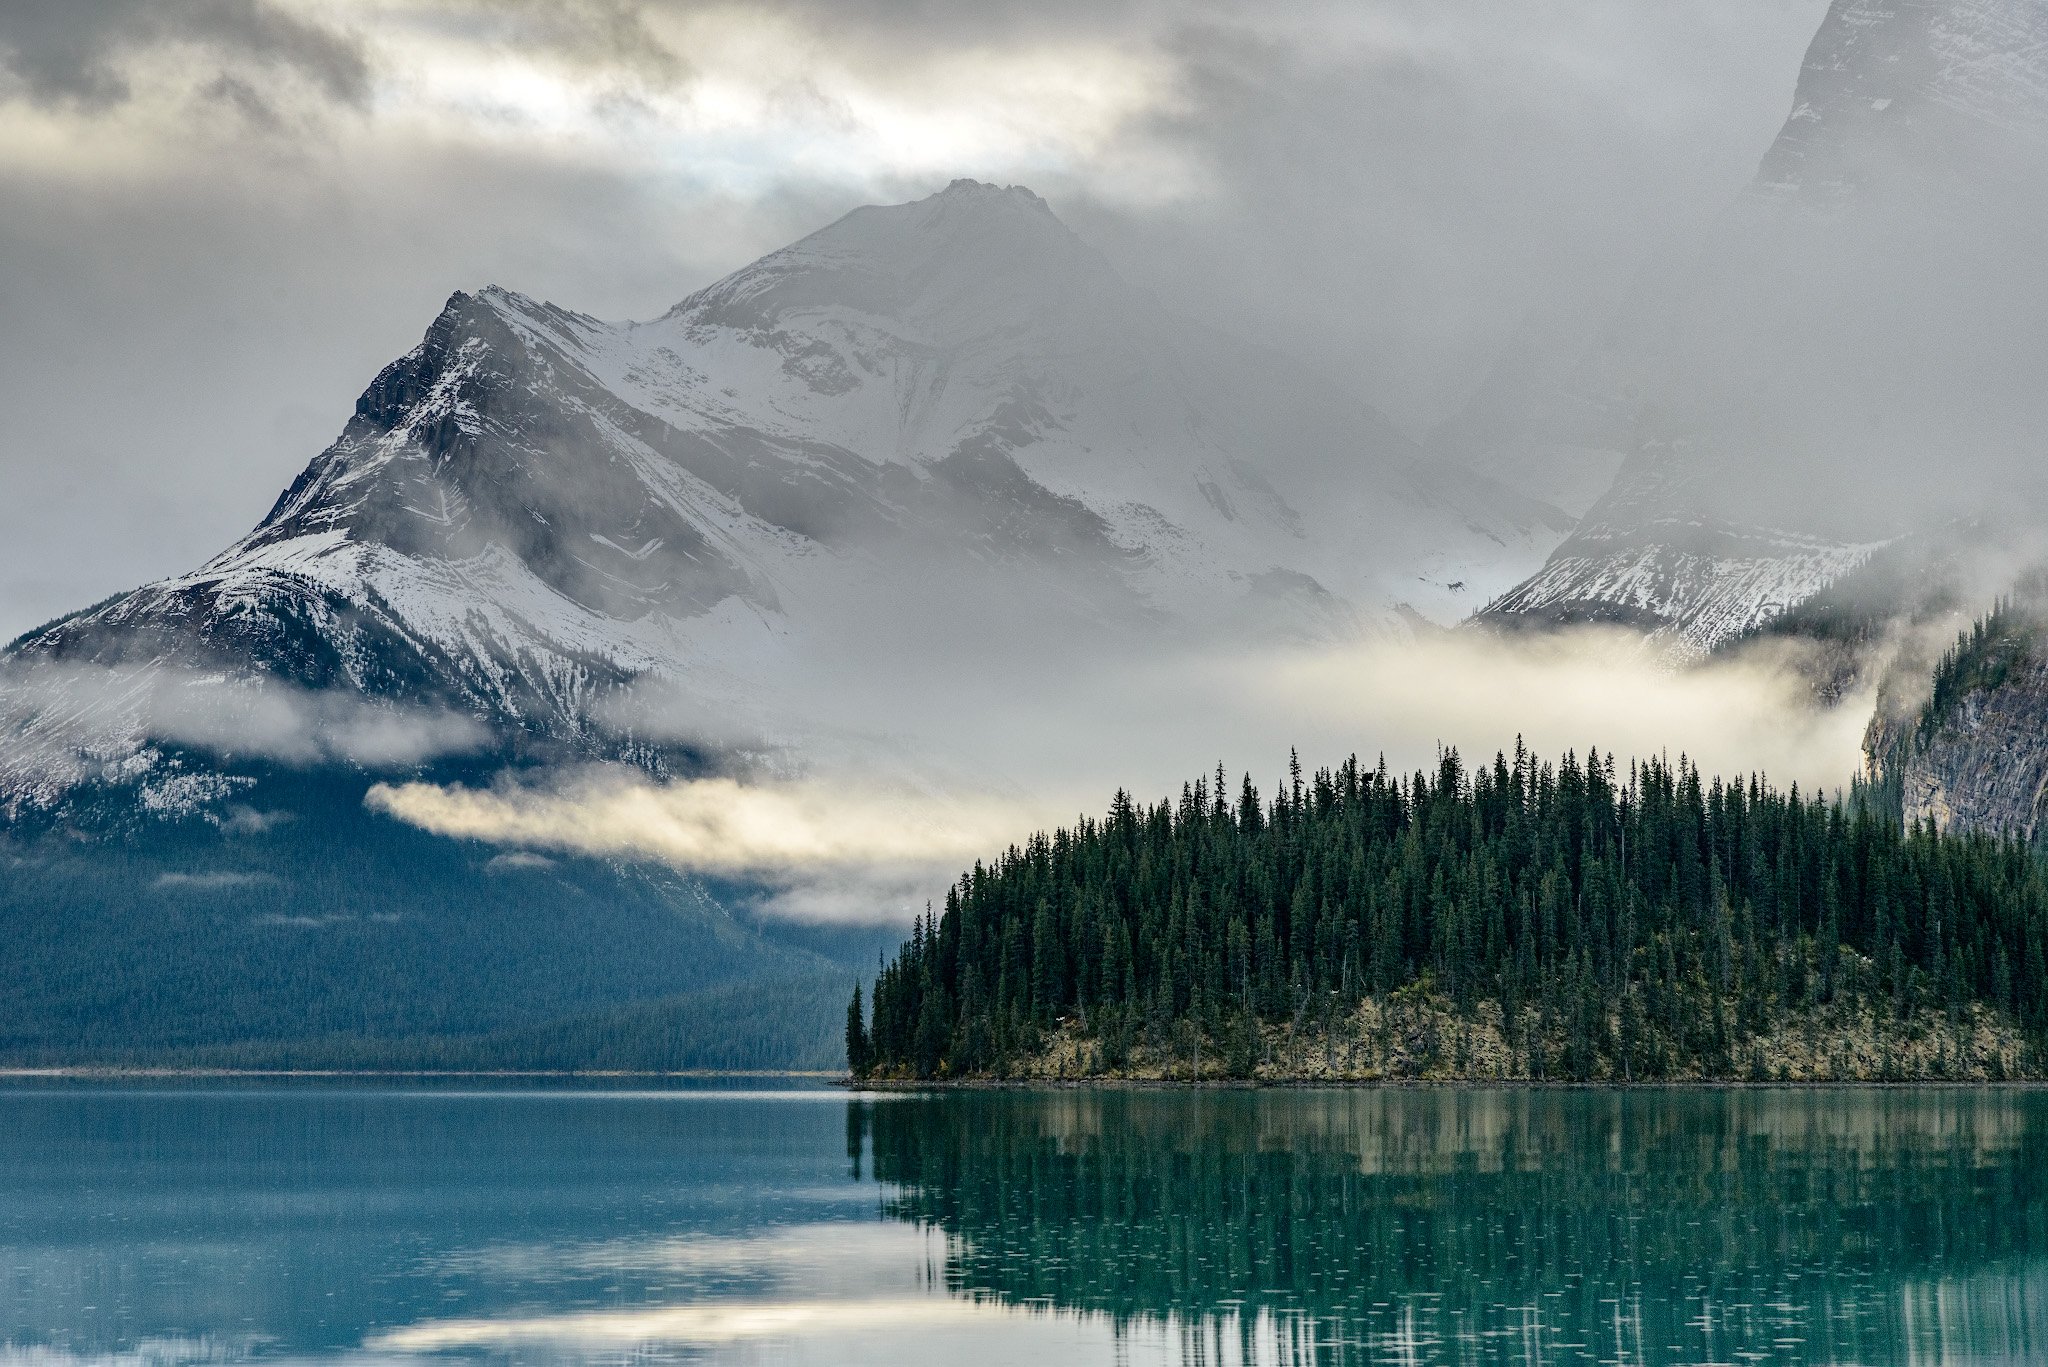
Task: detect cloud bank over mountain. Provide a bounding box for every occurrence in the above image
[6,1,2041,918]
[13,1,2047,1074]
[0,0,1829,640]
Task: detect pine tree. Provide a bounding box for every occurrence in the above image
[845,983,872,1078]
[858,746,2048,1082]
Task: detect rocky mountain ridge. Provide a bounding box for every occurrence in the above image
[0,179,1580,1065]
[1455,0,2048,658]
[1474,443,1884,659]
[1,179,1572,829]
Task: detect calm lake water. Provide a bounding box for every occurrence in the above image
[0,1082,2042,1366]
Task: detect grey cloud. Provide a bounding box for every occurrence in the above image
[723,0,1168,47]
[0,663,490,792]
[462,0,687,83]
[0,0,369,110]
[0,0,1836,641]
[204,72,284,130]
[1055,4,1832,425]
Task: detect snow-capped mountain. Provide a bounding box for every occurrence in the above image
[1473,443,1883,661]
[0,179,1585,1064]
[1457,0,2048,656]
[1,180,1569,822]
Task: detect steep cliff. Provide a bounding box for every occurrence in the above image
[1464,0,2048,654]
[1872,590,2048,840]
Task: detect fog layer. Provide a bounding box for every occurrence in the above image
[379,627,1873,922]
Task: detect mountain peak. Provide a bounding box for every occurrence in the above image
[667,177,1116,338]
[933,177,1053,212]
[1752,0,2048,198]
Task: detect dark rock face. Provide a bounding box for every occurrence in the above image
[1758,0,2048,199]
[1868,593,2048,840]
[1897,655,2048,839]
[313,297,750,618]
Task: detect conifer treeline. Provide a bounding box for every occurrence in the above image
[1919,592,2040,747]
[851,746,2048,1080]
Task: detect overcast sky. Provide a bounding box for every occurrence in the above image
[0,0,1830,642]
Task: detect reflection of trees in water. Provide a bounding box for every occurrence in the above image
[859,1089,2048,1365]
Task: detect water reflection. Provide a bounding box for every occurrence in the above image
[862,1088,2048,1366]
[0,1083,2041,1366]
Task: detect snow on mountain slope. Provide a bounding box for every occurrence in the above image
[1456,0,2048,655]
[1470,443,1885,658]
[1476,517,1882,662]
[0,180,1570,821]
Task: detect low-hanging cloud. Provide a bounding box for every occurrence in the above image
[367,769,1040,922]
[1226,628,1873,793]
[369,623,1875,923]
[148,675,490,767]
[0,661,488,792]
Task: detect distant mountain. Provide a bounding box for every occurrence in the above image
[1472,441,1882,661]
[0,180,1570,1064]
[4,179,1565,830]
[1459,0,2048,656]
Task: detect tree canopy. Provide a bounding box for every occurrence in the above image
[858,745,2048,1080]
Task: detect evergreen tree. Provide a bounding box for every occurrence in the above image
[845,982,872,1078]
[855,746,2048,1081]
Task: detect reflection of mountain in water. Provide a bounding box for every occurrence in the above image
[861,1087,2048,1365]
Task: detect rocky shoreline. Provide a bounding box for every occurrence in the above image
[856,991,2041,1087]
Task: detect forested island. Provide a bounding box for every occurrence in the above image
[848,746,2048,1083]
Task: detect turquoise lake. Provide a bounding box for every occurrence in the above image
[1,1082,2042,1365]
